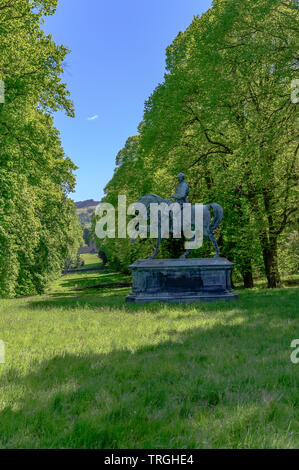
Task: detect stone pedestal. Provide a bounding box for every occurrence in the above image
[126,258,238,304]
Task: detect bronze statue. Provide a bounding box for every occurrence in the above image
[130,174,223,260]
[172,173,189,207]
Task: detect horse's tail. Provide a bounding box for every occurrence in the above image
[207,203,223,233]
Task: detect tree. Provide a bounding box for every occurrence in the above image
[97,0,298,287]
[139,0,298,287]
[0,0,82,296]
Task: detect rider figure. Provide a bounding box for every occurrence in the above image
[172,173,189,208]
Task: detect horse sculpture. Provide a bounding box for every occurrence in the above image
[130,194,223,260]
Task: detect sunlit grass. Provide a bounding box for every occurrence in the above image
[68,253,104,271]
[0,269,298,448]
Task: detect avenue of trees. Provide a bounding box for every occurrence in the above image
[93,0,298,288]
[0,0,82,297]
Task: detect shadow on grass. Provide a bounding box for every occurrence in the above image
[63,265,107,274]
[0,303,298,449]
[27,286,299,318]
[57,273,131,291]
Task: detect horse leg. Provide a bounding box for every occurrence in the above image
[180,248,192,259]
[180,234,195,259]
[149,212,162,259]
[208,231,220,257]
[149,234,161,259]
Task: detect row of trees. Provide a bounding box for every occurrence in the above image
[93,0,298,288]
[0,0,82,297]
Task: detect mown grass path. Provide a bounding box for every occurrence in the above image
[0,256,298,448]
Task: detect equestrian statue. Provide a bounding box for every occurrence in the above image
[130,173,223,260]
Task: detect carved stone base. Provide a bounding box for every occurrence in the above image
[126,258,238,304]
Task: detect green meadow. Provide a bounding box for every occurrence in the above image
[0,255,298,449]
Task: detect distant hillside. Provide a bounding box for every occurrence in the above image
[75,199,99,209]
[75,199,99,228]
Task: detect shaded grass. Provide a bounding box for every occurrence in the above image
[235,273,299,290]
[51,269,131,294]
[0,268,298,449]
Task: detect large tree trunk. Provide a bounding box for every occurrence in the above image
[252,188,282,288]
[241,265,254,288]
[261,237,281,288]
[238,250,254,288]
[260,188,282,288]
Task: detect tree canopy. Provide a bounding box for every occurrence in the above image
[0,0,82,296]
[94,0,298,287]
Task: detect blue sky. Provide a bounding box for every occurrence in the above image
[43,0,212,202]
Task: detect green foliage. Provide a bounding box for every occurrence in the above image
[0,0,82,297]
[78,212,93,228]
[278,230,299,276]
[93,0,298,287]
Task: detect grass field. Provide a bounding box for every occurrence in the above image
[73,253,104,271]
[0,254,298,448]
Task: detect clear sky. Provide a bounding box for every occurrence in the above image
[43,0,212,202]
